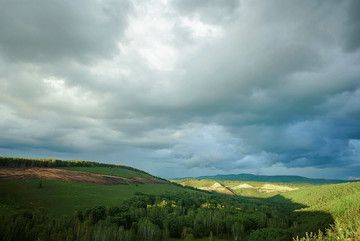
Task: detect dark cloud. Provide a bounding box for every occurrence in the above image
[343,0,360,52]
[0,0,359,179]
[0,0,131,63]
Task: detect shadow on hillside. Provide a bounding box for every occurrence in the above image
[263,194,334,238]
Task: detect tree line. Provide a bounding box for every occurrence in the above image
[0,156,151,176]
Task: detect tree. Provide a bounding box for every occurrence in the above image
[184,233,194,241]
[138,218,159,241]
[232,222,244,241]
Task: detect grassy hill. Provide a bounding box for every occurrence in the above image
[0,157,185,218]
[0,156,153,177]
[58,166,152,178]
[175,173,351,185]
[273,181,360,216]
[270,181,360,240]
[0,179,180,218]
[173,179,302,198]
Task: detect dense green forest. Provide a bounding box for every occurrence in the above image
[0,191,333,241]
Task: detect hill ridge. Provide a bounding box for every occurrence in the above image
[174,173,351,185]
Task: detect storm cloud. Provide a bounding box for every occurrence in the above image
[0,0,360,179]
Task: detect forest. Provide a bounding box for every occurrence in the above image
[0,191,334,241]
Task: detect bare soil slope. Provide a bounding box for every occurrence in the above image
[0,167,167,185]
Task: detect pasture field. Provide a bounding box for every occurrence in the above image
[0,178,183,218]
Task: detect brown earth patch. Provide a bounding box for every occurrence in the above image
[131,177,167,184]
[0,167,168,185]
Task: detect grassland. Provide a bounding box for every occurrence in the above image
[0,179,176,217]
[0,178,185,218]
[58,166,152,178]
[275,181,360,215]
[274,181,360,240]
[173,178,303,198]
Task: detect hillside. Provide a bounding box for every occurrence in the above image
[0,167,166,185]
[175,173,350,185]
[0,156,153,177]
[274,181,360,240]
[1,157,360,241]
[0,157,184,218]
[173,179,302,198]
[274,181,360,215]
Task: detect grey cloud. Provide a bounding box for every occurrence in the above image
[0,0,131,63]
[171,0,240,24]
[343,0,360,52]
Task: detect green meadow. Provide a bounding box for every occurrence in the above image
[0,179,184,218]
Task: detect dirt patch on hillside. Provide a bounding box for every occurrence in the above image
[259,184,298,193]
[131,177,166,184]
[232,183,255,189]
[198,182,234,195]
[0,167,168,185]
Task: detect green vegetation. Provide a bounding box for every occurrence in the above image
[0,179,184,218]
[273,182,360,213]
[173,179,302,198]
[0,191,333,241]
[1,157,360,240]
[274,182,360,240]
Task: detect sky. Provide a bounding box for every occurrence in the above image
[0,0,360,180]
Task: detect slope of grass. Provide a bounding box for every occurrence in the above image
[232,188,270,198]
[272,181,360,240]
[0,156,152,177]
[275,181,360,214]
[174,179,303,198]
[0,179,185,218]
[58,166,152,178]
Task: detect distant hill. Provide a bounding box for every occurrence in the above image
[174,173,351,185]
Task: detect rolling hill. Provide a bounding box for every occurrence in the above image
[0,157,186,218]
[173,179,301,198]
[175,173,351,185]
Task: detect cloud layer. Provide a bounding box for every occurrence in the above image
[0,0,360,179]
